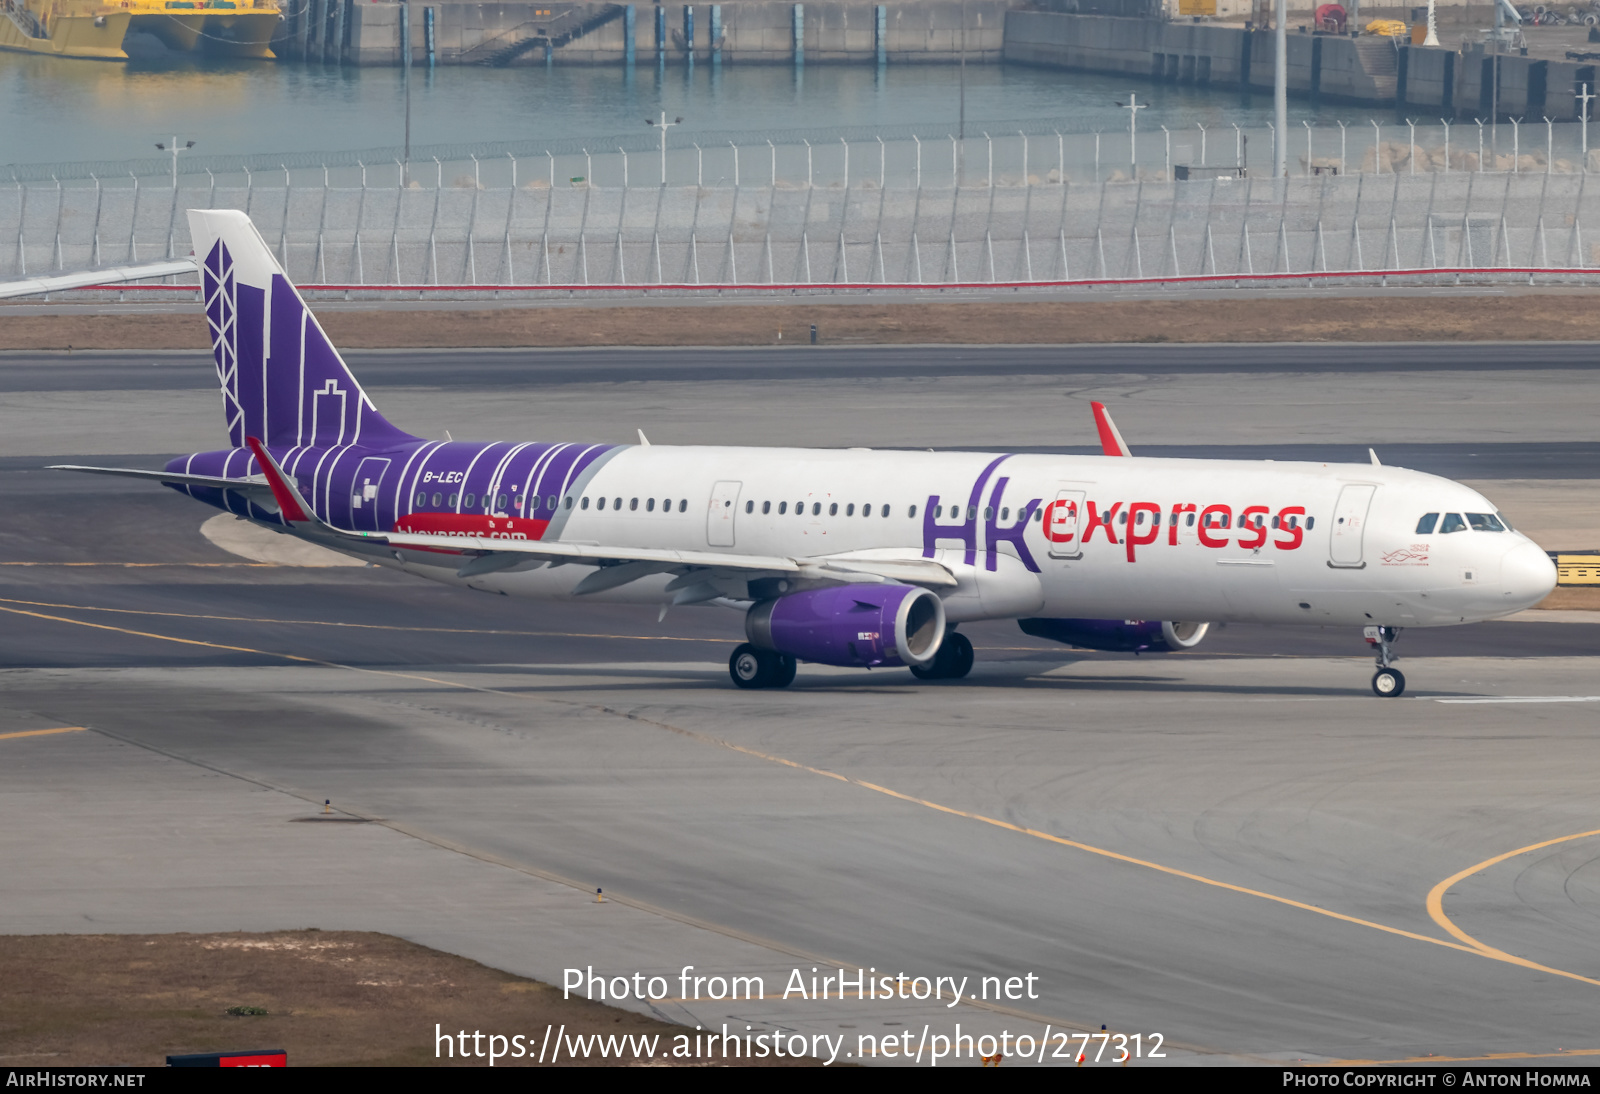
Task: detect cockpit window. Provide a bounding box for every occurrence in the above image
[1497,511,1514,531]
[1415,513,1439,535]
[1440,513,1467,534]
[1466,513,1505,532]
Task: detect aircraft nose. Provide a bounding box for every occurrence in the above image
[1500,541,1558,609]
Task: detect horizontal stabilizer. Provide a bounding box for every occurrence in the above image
[49,463,274,505]
[0,259,197,301]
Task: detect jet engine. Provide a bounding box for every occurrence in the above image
[745,584,946,668]
[1018,618,1210,653]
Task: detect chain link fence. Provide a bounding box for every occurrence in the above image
[6,124,1600,291]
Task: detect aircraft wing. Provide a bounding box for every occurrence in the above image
[373,529,957,589]
[237,436,956,592]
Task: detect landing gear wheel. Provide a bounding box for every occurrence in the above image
[1372,668,1406,698]
[729,645,796,689]
[910,631,975,681]
[769,654,797,688]
[730,644,771,689]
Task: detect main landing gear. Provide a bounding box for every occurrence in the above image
[729,644,797,690]
[910,631,975,682]
[1365,625,1405,698]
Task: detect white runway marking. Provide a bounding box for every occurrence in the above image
[1435,696,1600,704]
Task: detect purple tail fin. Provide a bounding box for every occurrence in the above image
[188,209,417,451]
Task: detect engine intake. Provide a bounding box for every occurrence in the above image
[1018,618,1210,653]
[746,584,946,668]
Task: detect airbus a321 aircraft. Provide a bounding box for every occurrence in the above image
[57,210,1557,697]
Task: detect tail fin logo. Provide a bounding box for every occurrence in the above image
[190,208,415,454]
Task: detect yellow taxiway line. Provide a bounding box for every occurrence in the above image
[0,726,86,741]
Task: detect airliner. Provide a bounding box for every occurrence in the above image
[54,210,1557,697]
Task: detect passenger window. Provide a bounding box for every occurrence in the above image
[1416,513,1439,535]
[547,496,556,510]
[1186,513,1195,527]
[934,505,943,518]
[497,494,508,509]
[447,494,458,507]
[1466,513,1505,532]
[629,498,639,511]
[829,503,839,516]
[596,497,606,510]
[1001,507,1010,521]
[581,497,589,510]
[647,498,656,512]
[846,504,855,516]
[614,498,623,510]
[967,506,977,521]
[1032,508,1041,522]
[812,503,821,516]
[678,500,687,513]
[1306,516,1314,530]
[779,501,787,515]
[762,501,771,514]
[414,492,426,507]
[984,507,994,520]
[882,505,890,518]
[431,492,443,507]
[745,500,753,514]
[863,503,872,517]
[464,494,475,509]
[565,497,573,509]
[1270,515,1279,529]
[910,505,918,518]
[1440,513,1467,534]
[1118,512,1128,525]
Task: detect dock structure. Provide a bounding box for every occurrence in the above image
[0,0,279,59]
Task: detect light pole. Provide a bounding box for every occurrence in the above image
[646,111,683,185]
[1274,0,1287,178]
[1117,93,1148,175]
[154,137,195,188]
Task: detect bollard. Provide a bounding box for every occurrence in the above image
[323,799,330,814]
[595,887,605,903]
[809,323,817,344]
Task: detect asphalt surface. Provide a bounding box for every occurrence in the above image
[2,341,1598,1066]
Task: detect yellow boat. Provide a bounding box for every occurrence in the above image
[0,0,281,60]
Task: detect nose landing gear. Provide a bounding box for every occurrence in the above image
[1365,625,1405,698]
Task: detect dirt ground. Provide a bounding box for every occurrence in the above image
[0,931,820,1067]
[10,294,1600,350]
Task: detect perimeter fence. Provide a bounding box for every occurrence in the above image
[7,122,1600,291]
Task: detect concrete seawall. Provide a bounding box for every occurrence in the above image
[1003,11,1590,120]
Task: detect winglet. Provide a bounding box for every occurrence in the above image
[1369,447,1382,466]
[244,436,312,523]
[1091,402,1133,457]
[638,429,651,447]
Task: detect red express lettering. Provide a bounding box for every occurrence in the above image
[1168,503,1196,546]
[1082,501,1121,545]
[1124,501,1161,562]
[1275,505,1306,550]
[1237,505,1270,550]
[1197,504,1232,548]
[1043,499,1078,543]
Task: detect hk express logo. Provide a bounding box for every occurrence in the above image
[920,457,1309,568]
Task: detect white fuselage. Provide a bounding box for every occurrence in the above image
[372,446,1557,628]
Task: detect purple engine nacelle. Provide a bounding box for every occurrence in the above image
[1018,618,1211,653]
[745,584,946,668]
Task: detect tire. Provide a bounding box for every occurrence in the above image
[910,631,974,681]
[769,654,797,688]
[1371,667,1406,698]
[944,632,975,679]
[729,644,771,689]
